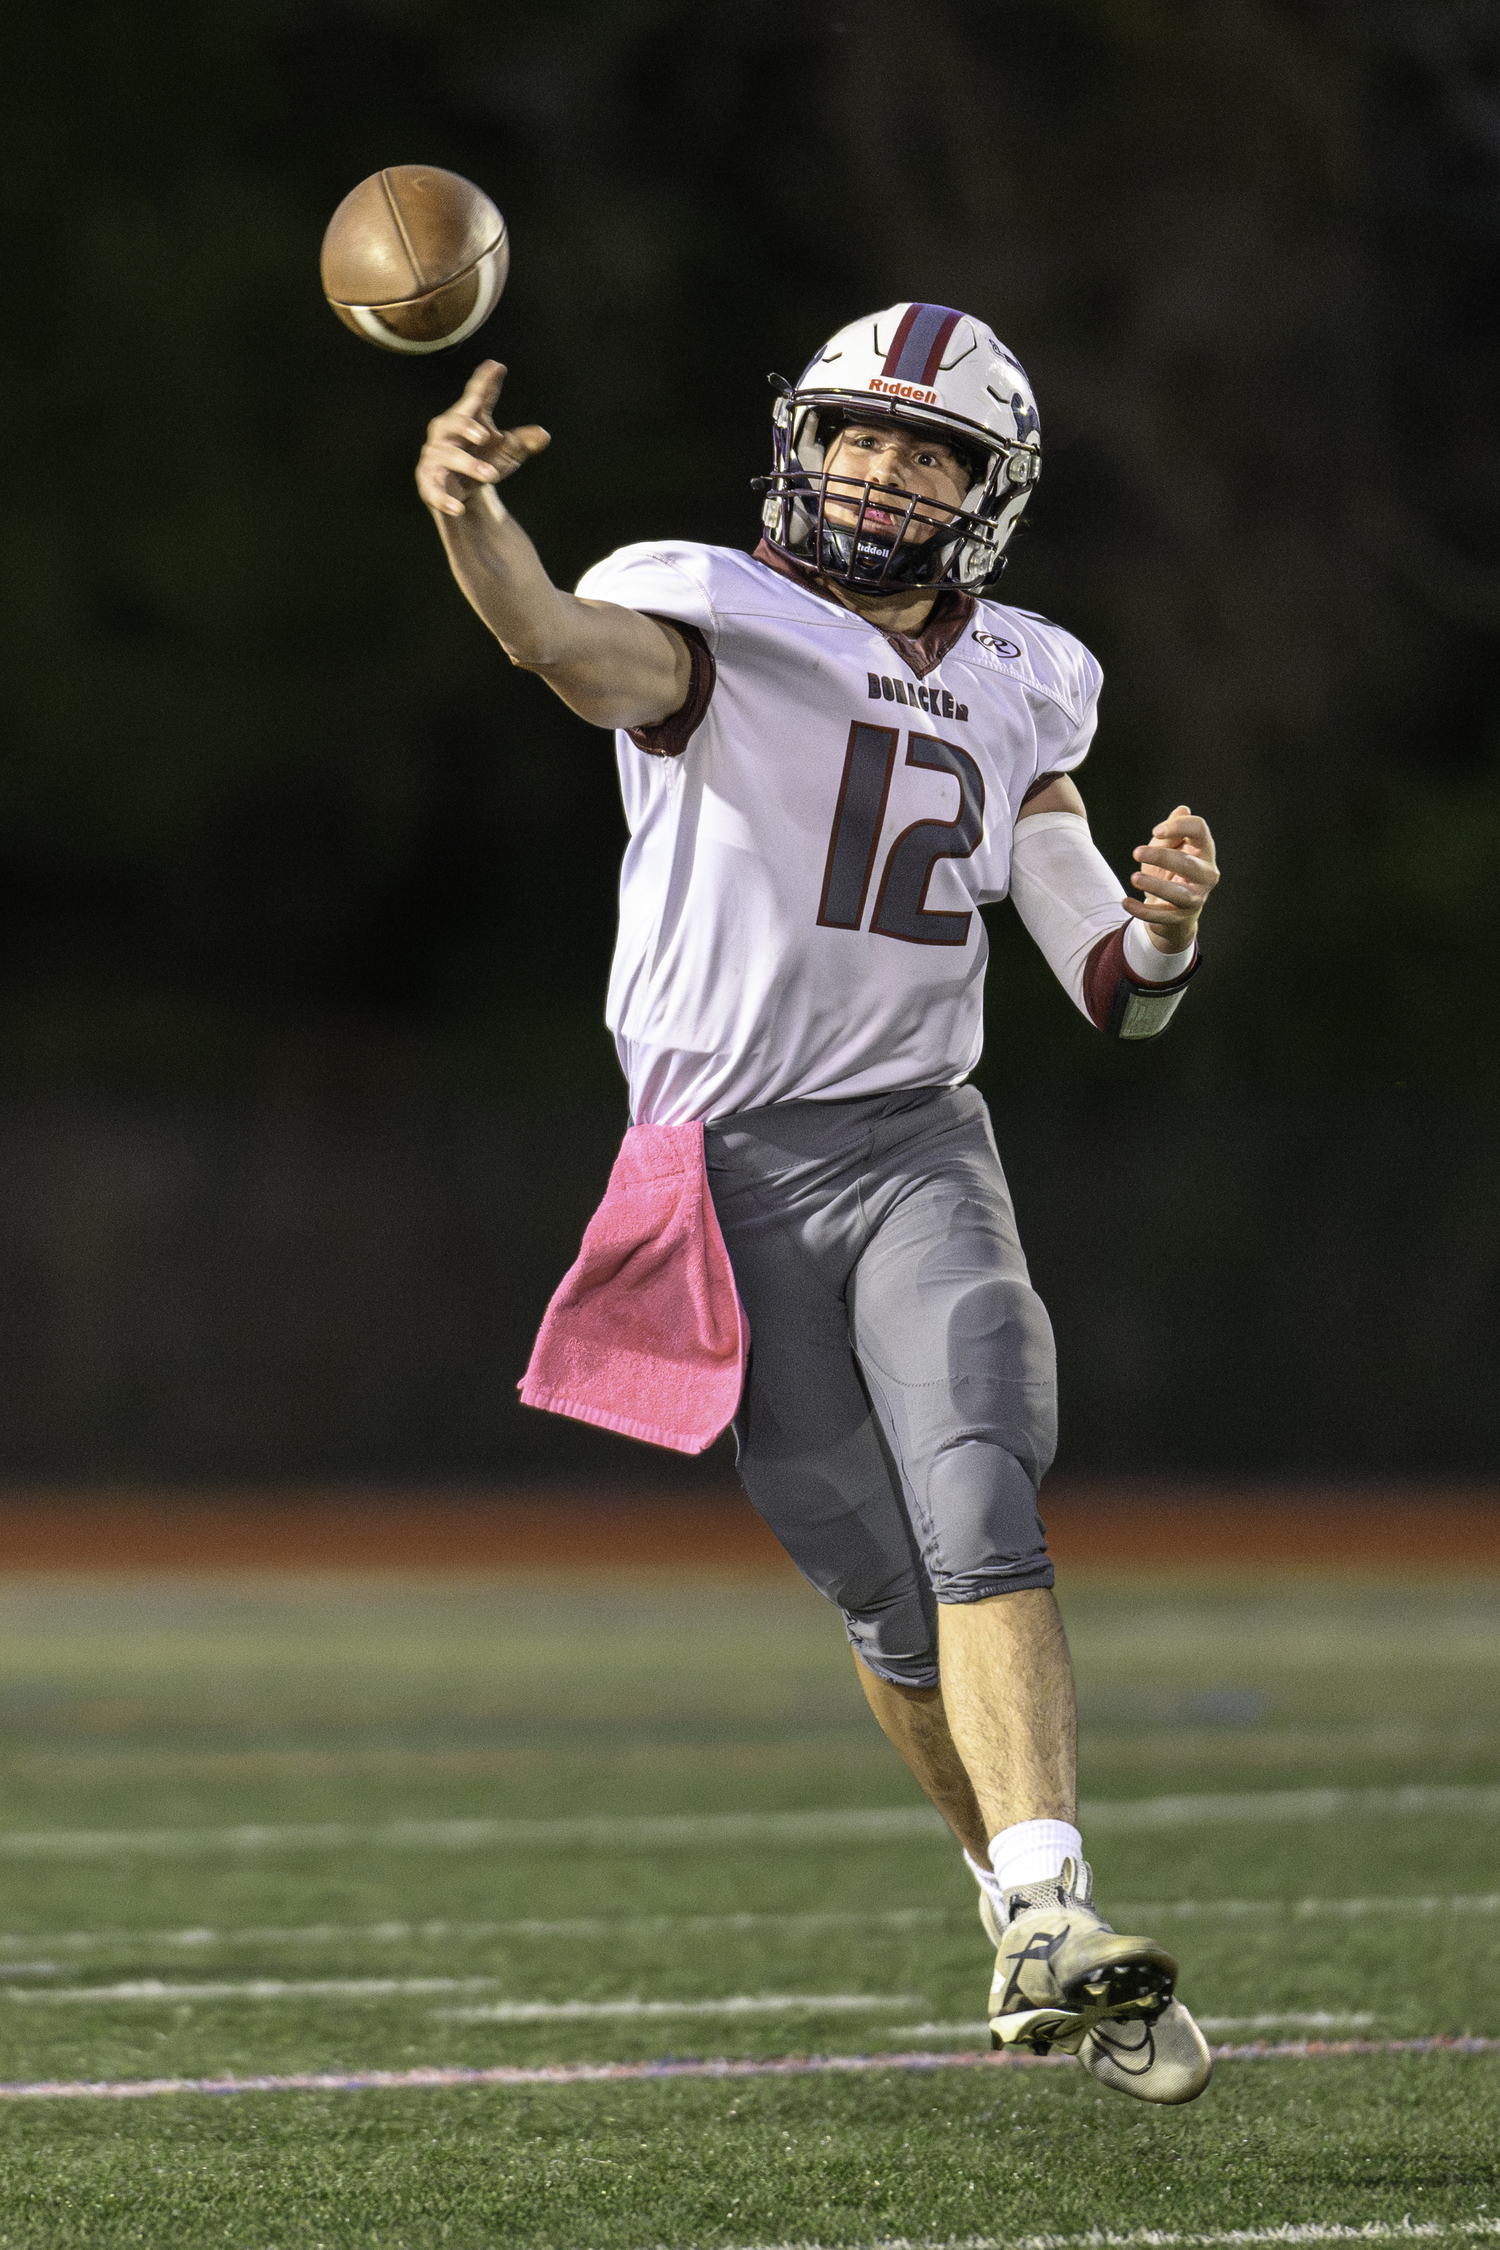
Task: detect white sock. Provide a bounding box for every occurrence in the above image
[988,1818,1084,1894]
[963,1847,1008,1921]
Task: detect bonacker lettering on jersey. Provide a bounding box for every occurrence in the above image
[868,673,970,721]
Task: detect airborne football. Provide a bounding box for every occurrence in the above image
[320,165,509,353]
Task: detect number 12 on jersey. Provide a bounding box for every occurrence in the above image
[817,721,986,948]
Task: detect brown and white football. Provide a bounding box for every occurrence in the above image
[320,166,509,354]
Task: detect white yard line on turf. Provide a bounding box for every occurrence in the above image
[433,1995,923,2022]
[1082,1787,1500,1830]
[3,1976,498,2003]
[1,1895,1495,1959]
[0,1786,1497,1858]
[0,1909,954,1954]
[0,2035,1495,2101]
[1196,2015,1376,2031]
[883,2015,1377,2039]
[0,1810,943,1857]
[719,2223,1500,2249]
[1112,1897,1500,1922]
[5,1981,919,2015]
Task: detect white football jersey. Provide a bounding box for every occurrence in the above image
[573,541,1102,1125]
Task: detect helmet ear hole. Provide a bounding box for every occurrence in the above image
[792,403,830,474]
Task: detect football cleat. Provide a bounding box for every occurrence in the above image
[983,1858,1179,2062]
[1077,2001,1213,2105]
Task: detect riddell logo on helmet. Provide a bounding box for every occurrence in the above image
[867,377,939,406]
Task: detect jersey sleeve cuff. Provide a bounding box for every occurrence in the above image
[626,621,716,757]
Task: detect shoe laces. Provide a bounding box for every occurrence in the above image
[1003,1854,1096,1921]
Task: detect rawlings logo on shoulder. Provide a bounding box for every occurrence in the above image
[867,377,939,405]
[972,629,1021,660]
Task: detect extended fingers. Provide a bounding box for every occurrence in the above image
[1127,804,1217,921]
[1130,869,1205,909]
[424,364,508,461]
[1120,894,1186,924]
[1149,807,1218,860]
[1135,805,1219,932]
[456,360,506,420]
[427,440,499,484]
[416,436,499,516]
[418,414,493,517]
[491,424,551,473]
[417,391,550,518]
[1133,843,1219,887]
[425,401,496,452]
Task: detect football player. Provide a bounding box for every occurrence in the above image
[416,304,1220,2102]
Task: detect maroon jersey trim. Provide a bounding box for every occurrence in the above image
[750,539,974,681]
[626,621,716,757]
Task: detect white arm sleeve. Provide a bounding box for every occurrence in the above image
[1009,810,1195,1020]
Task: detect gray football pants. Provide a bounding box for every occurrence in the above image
[704,1083,1057,1689]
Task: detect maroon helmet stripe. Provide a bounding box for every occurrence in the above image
[881,304,922,376]
[916,308,962,385]
[882,303,962,386]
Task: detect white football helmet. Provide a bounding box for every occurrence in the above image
[757,302,1042,596]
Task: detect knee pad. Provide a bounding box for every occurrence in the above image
[924,1436,1055,1600]
[947,1274,1058,1486]
[841,1578,940,1689]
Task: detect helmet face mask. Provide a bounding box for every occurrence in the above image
[756,304,1042,596]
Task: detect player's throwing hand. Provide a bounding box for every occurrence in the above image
[1124,807,1219,953]
[416,361,550,519]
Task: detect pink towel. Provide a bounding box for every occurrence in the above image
[518,1120,748,1455]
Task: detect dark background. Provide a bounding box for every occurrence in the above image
[1,0,1496,1483]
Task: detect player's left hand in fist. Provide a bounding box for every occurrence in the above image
[1124,807,1219,953]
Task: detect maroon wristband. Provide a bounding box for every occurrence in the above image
[1083,925,1201,1040]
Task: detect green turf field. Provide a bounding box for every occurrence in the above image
[0,1565,1496,2247]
